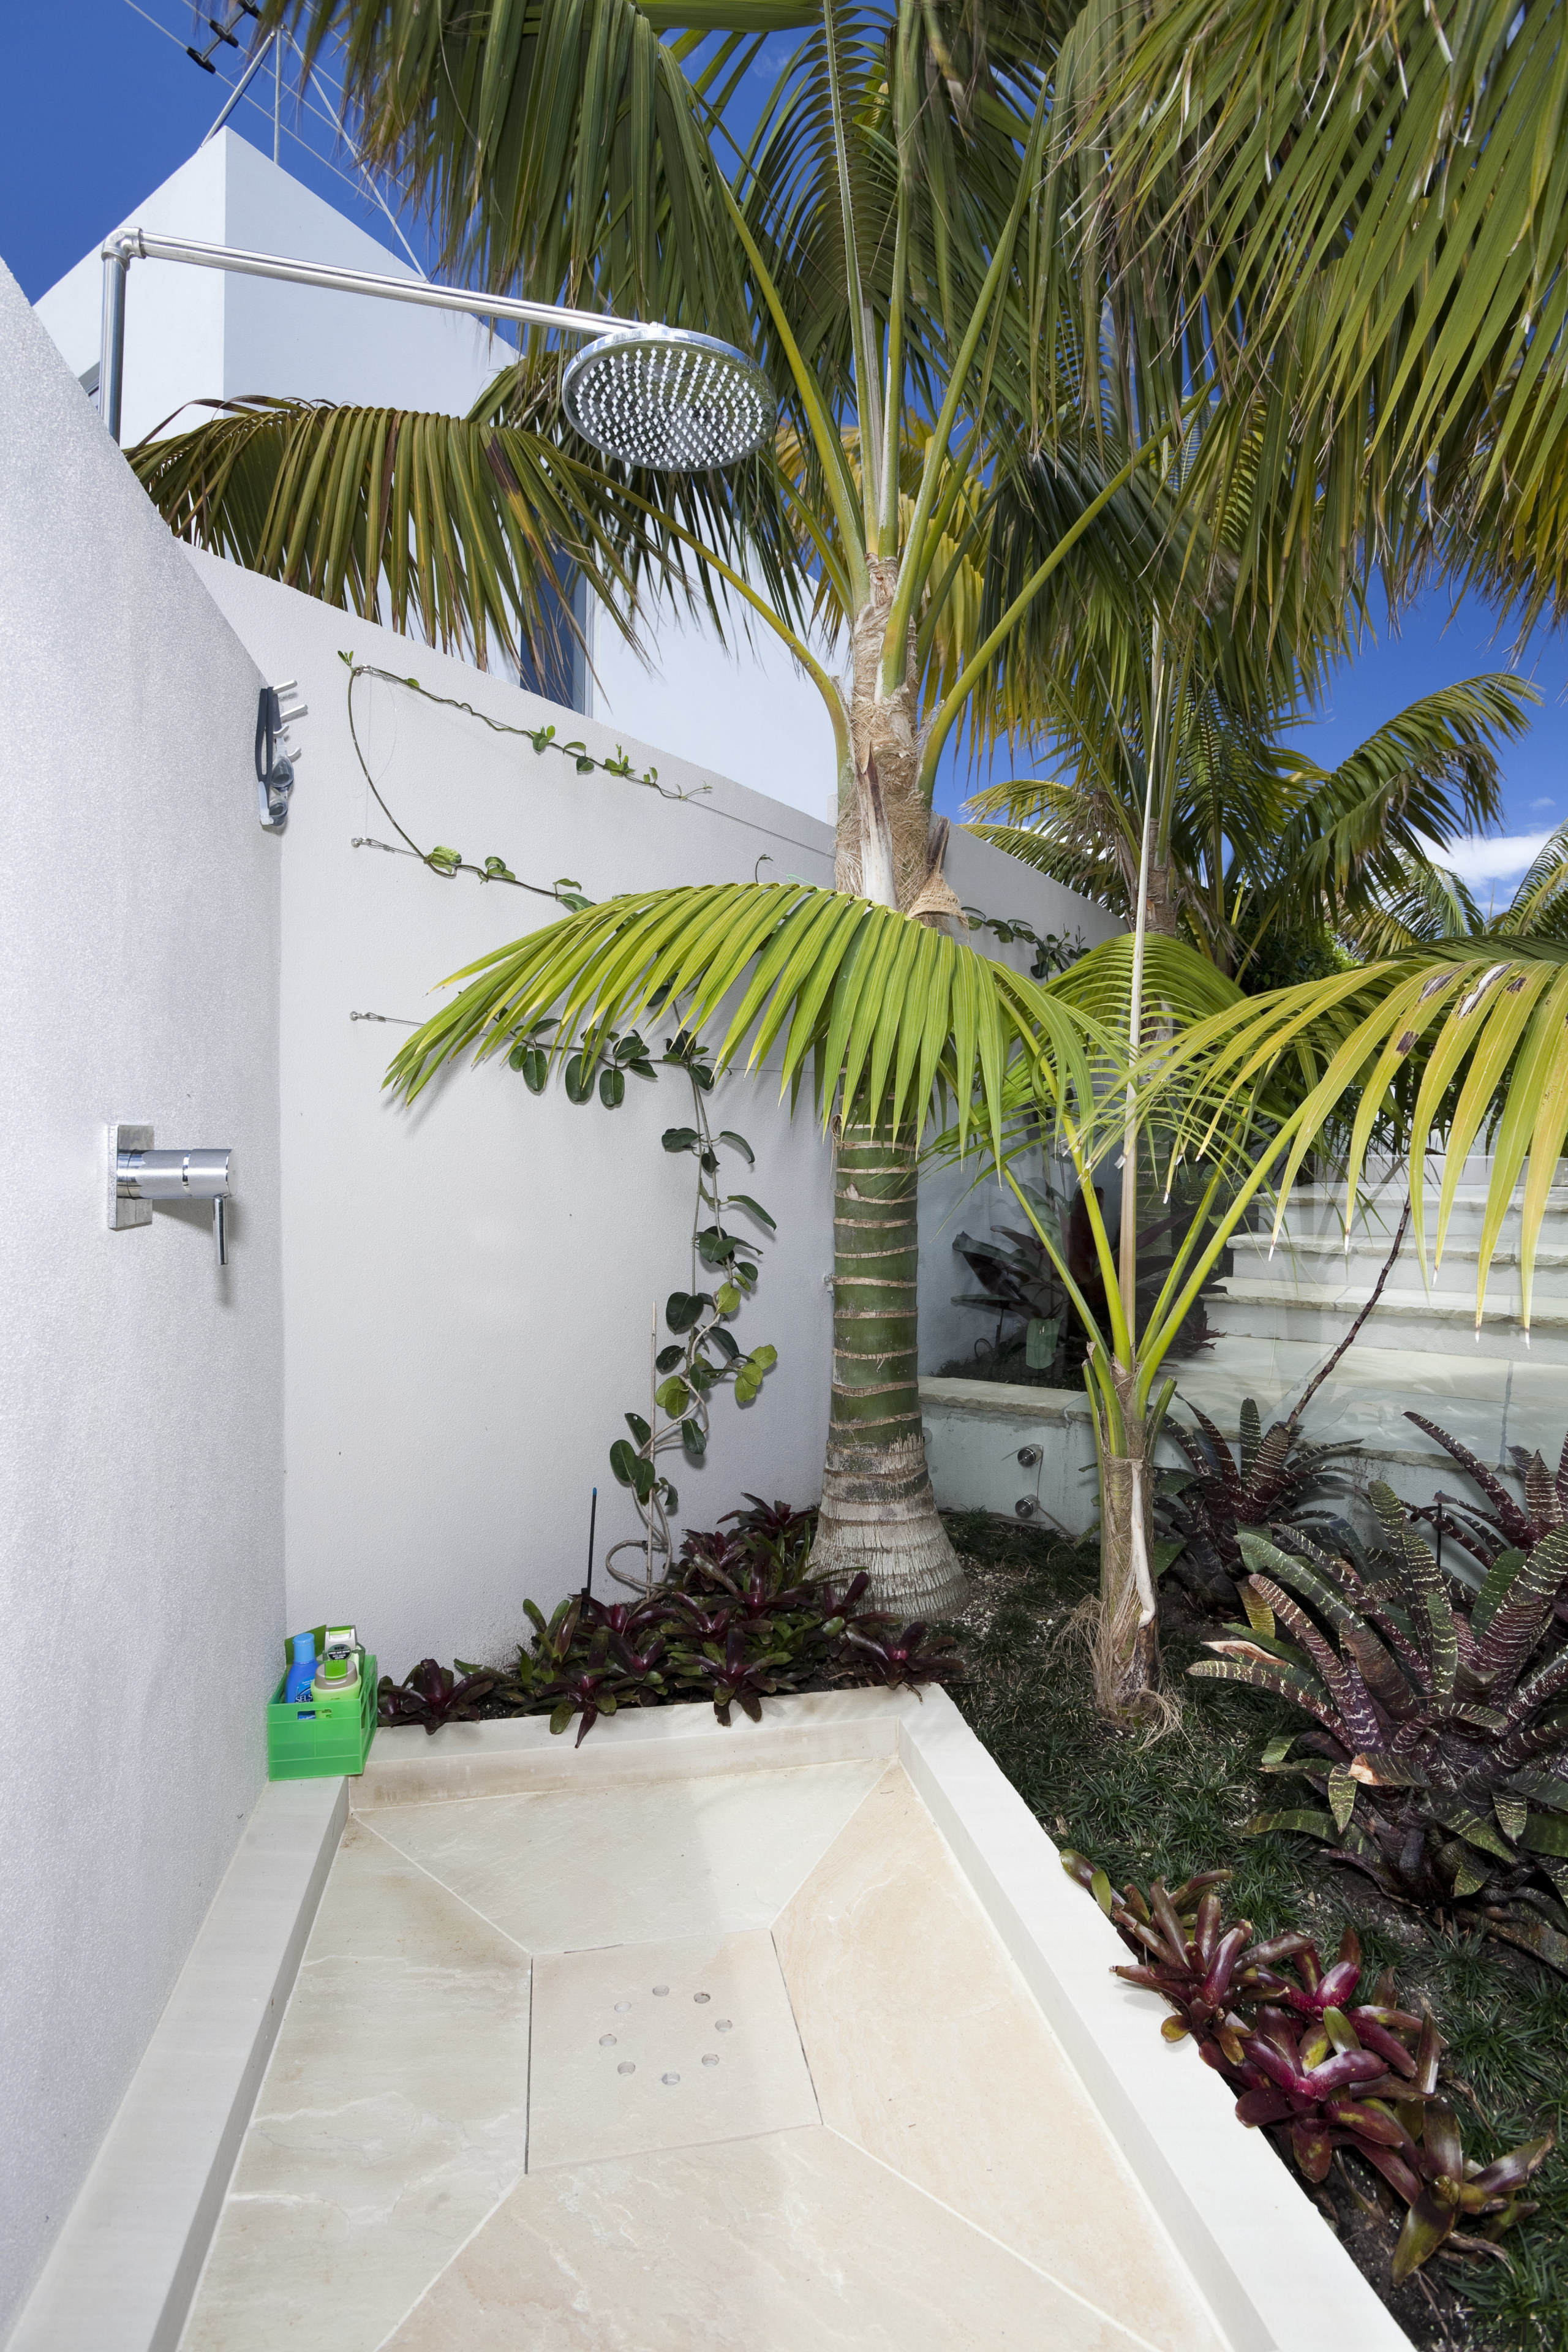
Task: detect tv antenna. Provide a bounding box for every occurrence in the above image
[184,3,258,76]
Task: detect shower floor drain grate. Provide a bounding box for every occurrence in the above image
[527,1929,818,2169]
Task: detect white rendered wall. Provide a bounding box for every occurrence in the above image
[587,600,842,827]
[34,129,506,448]
[190,552,1117,1678]
[0,268,284,2334]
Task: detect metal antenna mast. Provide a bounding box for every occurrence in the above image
[199,29,278,144]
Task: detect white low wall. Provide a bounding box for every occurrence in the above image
[0,265,285,2335]
[187,552,1118,1679]
[921,1341,1554,1539]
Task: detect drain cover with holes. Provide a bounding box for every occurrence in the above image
[527,1930,819,2169]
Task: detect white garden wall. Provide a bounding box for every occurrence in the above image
[188,551,1118,1678]
[0,265,285,2336]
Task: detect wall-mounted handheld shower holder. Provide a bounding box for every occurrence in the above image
[108,1123,235,1265]
[255,679,307,831]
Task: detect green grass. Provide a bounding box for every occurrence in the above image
[943,1510,1568,2352]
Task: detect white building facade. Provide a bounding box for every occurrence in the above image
[36,129,840,826]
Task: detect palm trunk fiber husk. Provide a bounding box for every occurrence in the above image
[1091,1372,1160,1721]
[810,1117,966,1616]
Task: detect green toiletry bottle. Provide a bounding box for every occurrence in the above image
[312,1645,361,1701]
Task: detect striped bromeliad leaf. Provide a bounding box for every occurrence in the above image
[1060,1853,1555,2273]
[1187,1502,1568,1972]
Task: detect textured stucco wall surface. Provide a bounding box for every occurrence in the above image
[0,263,284,2334]
[187,552,1117,1677]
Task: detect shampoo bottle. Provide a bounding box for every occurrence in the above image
[312,1645,361,1700]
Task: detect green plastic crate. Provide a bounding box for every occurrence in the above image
[267,1649,377,1781]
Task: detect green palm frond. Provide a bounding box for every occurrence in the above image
[129,372,807,674]
[1340,858,1485,959]
[965,814,1133,911]
[970,667,1532,971]
[1150,940,1568,1333]
[1277,676,1532,921]
[1046,935,1242,1032]
[263,0,758,332]
[1501,823,1568,941]
[1106,0,1568,624]
[385,881,1106,1159]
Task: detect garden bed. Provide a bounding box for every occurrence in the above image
[945,1509,1568,2352]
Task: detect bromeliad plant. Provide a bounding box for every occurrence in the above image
[1156,1396,1359,1615]
[1060,1853,1555,2280]
[1403,1413,1568,1605]
[377,1657,504,1732]
[1189,1488,1568,1972]
[949,1159,1223,1386]
[378,1494,960,1744]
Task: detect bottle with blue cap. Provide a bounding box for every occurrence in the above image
[284,1633,317,1703]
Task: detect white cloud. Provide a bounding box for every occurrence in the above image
[1425,831,1551,883]
[1533,796,1556,810]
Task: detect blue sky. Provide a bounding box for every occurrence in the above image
[1,4,443,296]
[7,4,1564,888]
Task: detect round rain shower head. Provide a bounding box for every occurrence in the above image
[561,326,776,473]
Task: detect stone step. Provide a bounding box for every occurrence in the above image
[1227,1230,1568,1304]
[1261,1186,1568,1250]
[1207,1276,1568,1363]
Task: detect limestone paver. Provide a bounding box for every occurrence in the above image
[183,1760,1228,2352]
[383,2127,1161,2352]
[366,1756,887,1950]
[528,1928,818,2168]
[181,1817,530,2352]
[773,1765,1226,2352]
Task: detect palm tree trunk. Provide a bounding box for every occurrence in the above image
[805,564,965,1616]
[1087,1363,1159,1717]
[811,1119,965,1613]
[1144,858,1180,936]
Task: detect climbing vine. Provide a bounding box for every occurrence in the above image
[339,652,707,905]
[335,659,1098,1576]
[507,1008,779,1587]
[960,907,1085,979]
